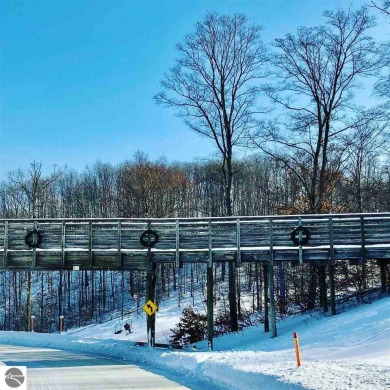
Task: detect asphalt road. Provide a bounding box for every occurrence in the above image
[0,345,190,389]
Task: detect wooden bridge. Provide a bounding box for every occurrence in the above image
[0,212,389,347]
[0,213,389,270]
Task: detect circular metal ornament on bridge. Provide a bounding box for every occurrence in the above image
[290,226,311,245]
[140,229,159,248]
[25,229,42,248]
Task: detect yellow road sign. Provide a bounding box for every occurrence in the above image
[142,300,157,316]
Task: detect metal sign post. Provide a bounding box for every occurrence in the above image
[141,224,157,348]
[146,263,157,348]
[143,298,157,345]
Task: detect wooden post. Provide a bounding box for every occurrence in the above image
[26,270,32,331]
[329,263,336,315]
[146,221,156,348]
[207,265,213,350]
[3,221,8,268]
[236,219,241,267]
[269,265,276,337]
[175,220,180,268]
[360,216,367,289]
[88,221,93,267]
[298,217,303,265]
[117,221,122,268]
[263,263,269,332]
[32,221,37,268]
[328,217,336,315]
[61,221,66,268]
[269,219,277,338]
[146,258,156,348]
[207,220,214,350]
[360,216,366,262]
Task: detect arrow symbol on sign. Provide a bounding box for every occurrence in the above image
[147,304,153,313]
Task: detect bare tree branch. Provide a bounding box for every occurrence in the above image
[370,1,390,16]
[252,6,379,213]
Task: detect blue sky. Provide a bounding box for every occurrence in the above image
[0,0,388,178]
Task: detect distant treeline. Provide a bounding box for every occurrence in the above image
[0,152,389,220]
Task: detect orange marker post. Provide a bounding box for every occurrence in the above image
[293,332,301,367]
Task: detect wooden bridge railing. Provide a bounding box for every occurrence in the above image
[0,213,389,270]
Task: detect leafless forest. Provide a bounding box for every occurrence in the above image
[0,3,389,335]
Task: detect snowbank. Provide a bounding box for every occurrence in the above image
[0,296,389,389]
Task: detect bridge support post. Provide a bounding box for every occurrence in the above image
[269,220,277,338]
[207,264,214,350]
[269,263,277,337]
[329,263,336,315]
[207,220,214,350]
[146,262,156,348]
[328,217,336,315]
[263,264,269,332]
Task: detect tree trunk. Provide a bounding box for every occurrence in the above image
[224,160,239,332]
[26,271,32,331]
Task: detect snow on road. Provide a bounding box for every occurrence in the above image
[0,295,389,389]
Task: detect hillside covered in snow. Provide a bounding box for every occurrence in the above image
[0,294,389,389]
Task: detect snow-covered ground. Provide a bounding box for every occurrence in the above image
[0,295,389,389]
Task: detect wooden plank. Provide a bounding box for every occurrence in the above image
[210,221,237,249]
[61,221,66,267]
[32,221,37,268]
[89,221,93,267]
[1,213,389,224]
[208,220,212,268]
[36,252,62,269]
[117,221,122,268]
[175,220,180,268]
[360,216,366,262]
[8,222,33,250]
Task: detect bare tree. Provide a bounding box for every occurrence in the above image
[253,6,379,214]
[117,152,187,218]
[155,13,268,217]
[5,162,65,329]
[251,6,380,310]
[343,118,389,212]
[370,2,390,107]
[375,40,390,105]
[155,12,268,331]
[7,161,65,218]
